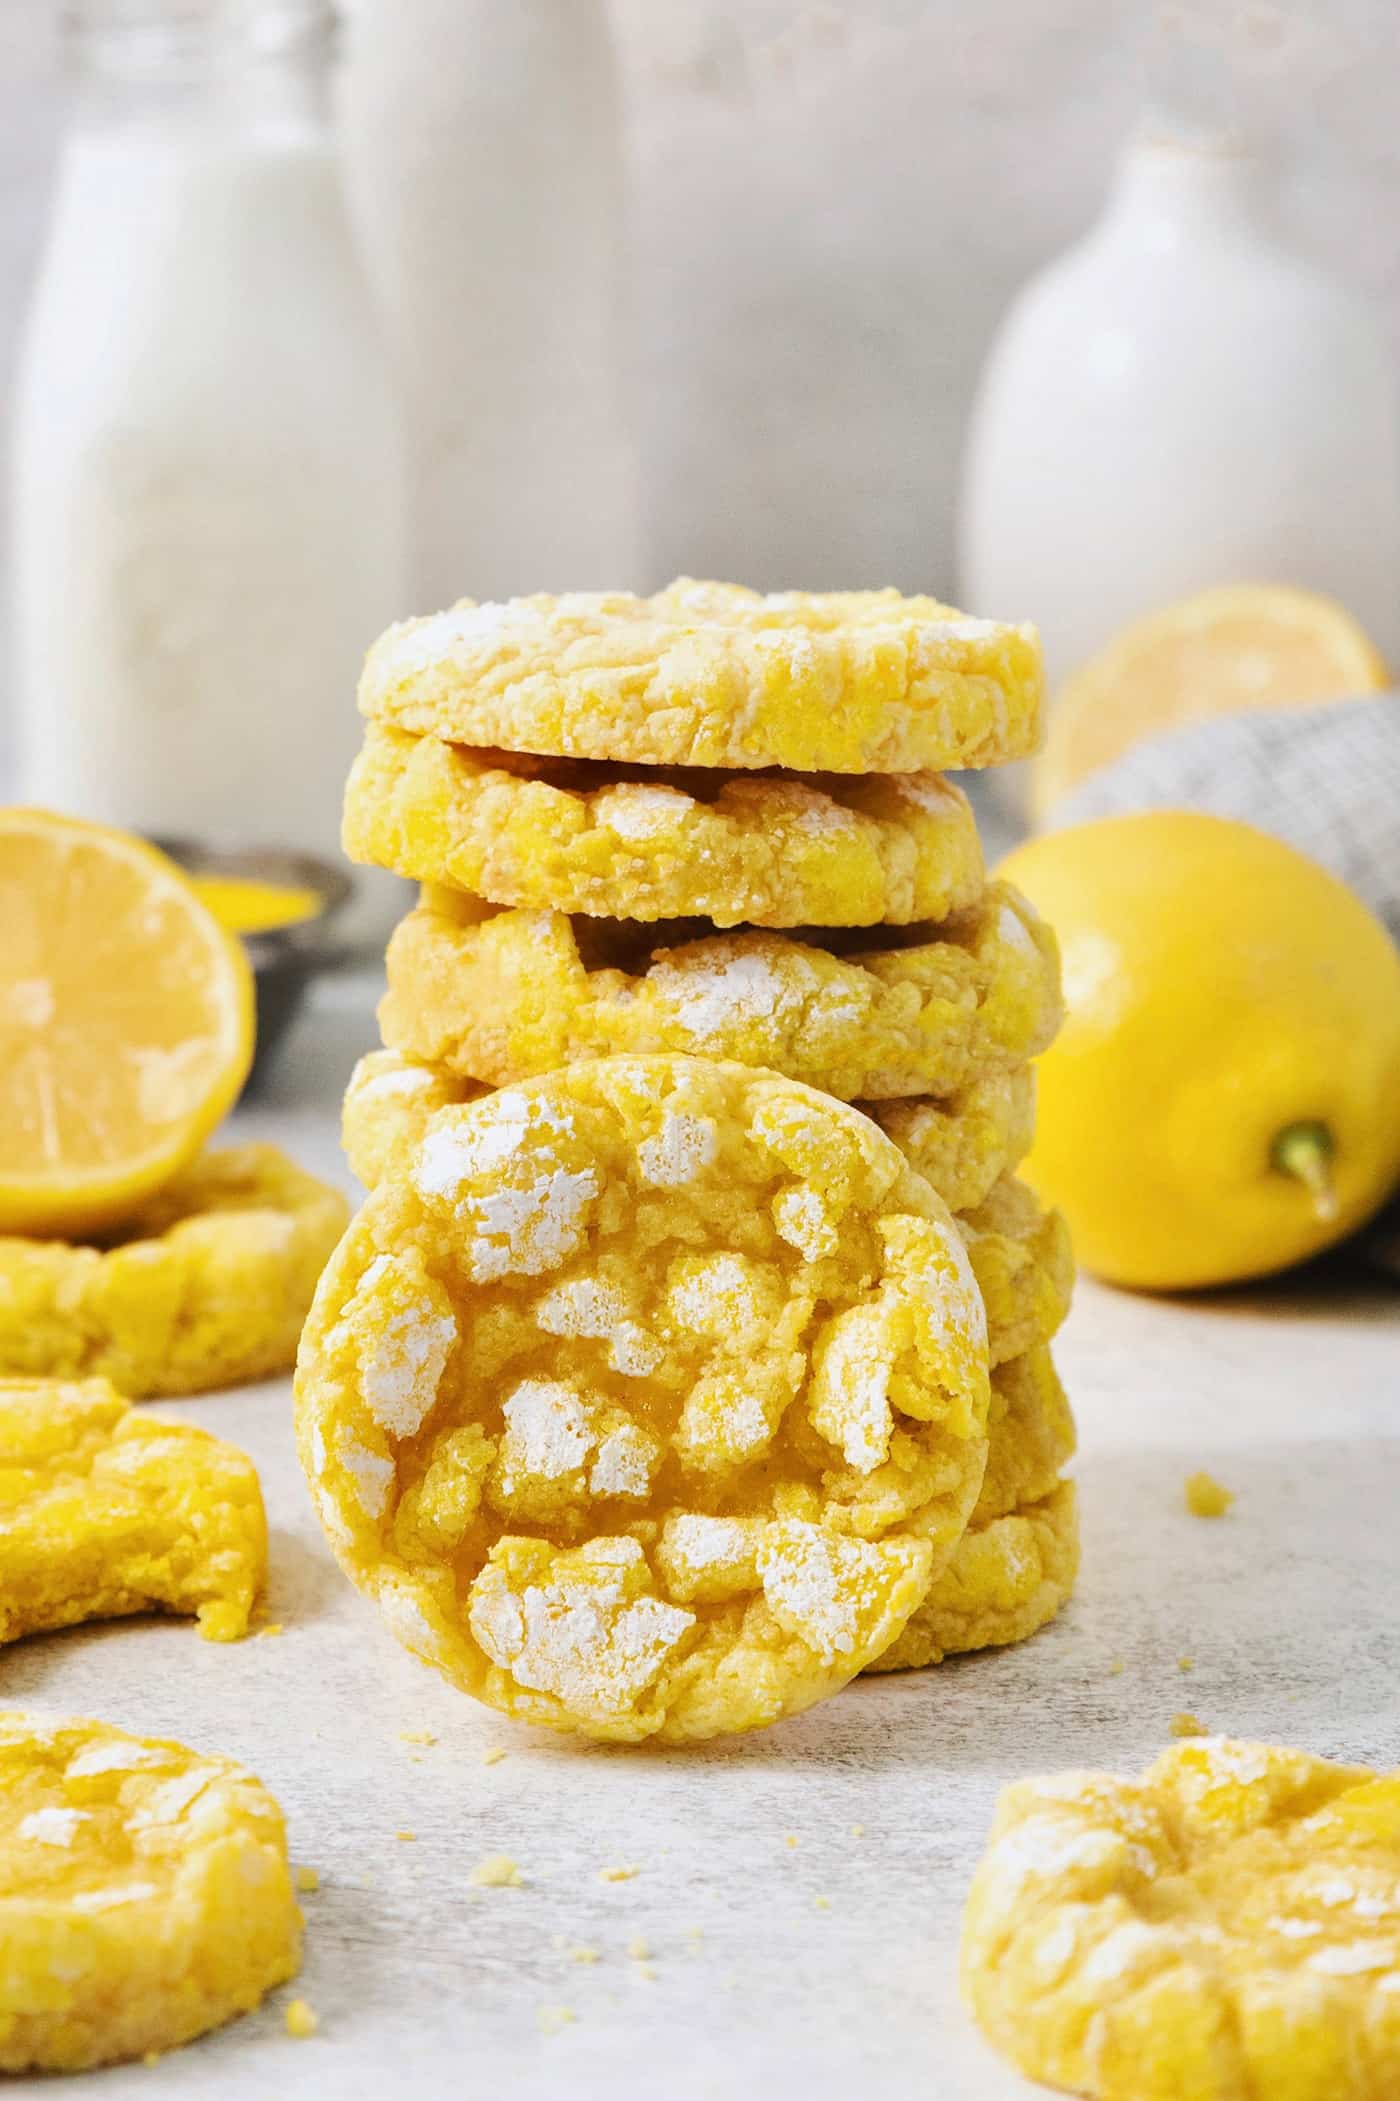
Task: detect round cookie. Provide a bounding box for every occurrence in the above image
[341,1050,1036,1214]
[866,1479,1077,1671]
[958,1176,1075,1367]
[0,1712,300,2071]
[961,1736,1400,2101]
[359,578,1043,775]
[865,1066,1036,1215]
[344,723,985,928]
[296,1056,991,1744]
[0,1146,349,1399]
[379,880,1061,1103]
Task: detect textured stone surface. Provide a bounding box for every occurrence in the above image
[0,983,1393,2096]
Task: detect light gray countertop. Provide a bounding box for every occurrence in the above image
[7,981,1399,2100]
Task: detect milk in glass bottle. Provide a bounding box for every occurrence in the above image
[10,0,405,912]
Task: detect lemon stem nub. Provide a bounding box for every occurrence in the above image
[1271,1121,1339,1223]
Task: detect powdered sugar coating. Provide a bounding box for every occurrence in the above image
[296,1055,990,1744]
[345,722,987,928]
[379,880,1062,1103]
[962,1737,1400,2100]
[358,578,1042,776]
[0,1712,300,2070]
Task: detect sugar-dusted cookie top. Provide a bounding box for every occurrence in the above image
[0,1711,300,2071]
[297,1055,991,1743]
[359,579,1042,775]
[962,1736,1400,2099]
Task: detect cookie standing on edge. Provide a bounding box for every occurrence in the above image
[359,579,1042,775]
[961,1738,1400,2100]
[297,1055,991,1743]
[0,1378,266,1645]
[0,1713,301,2072]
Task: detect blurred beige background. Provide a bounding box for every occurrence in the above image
[2,0,1397,601]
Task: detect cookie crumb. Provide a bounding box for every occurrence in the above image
[849,1823,865,1838]
[396,1830,417,1842]
[1170,1711,1209,1738]
[600,1864,639,1882]
[294,1865,319,1893]
[627,1934,650,1961]
[1109,1656,1126,1676]
[1185,1471,1234,1518]
[634,1962,657,1983]
[285,1999,319,2040]
[1177,1656,1195,1673]
[471,1854,523,1887]
[783,1833,799,1850]
[398,1729,437,1746]
[537,2004,576,2035]
[482,1746,508,1766]
[814,1895,831,1911]
[256,1622,284,1638]
[569,1944,600,1965]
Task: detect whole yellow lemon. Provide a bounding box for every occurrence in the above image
[999,811,1400,1289]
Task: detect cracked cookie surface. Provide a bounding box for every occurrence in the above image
[297,1055,990,1743]
[0,1145,349,1397]
[344,724,984,929]
[961,1737,1400,2101]
[379,880,1061,1103]
[341,1050,1035,1215]
[0,1711,300,2071]
[959,1175,1075,1367]
[0,1378,265,1645]
[359,579,1042,775]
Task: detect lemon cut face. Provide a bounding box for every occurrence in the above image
[1036,583,1389,815]
[0,810,254,1239]
[297,1055,991,1744]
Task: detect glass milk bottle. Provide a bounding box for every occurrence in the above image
[10,0,405,908]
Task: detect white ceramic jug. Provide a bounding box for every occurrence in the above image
[959,126,1400,689]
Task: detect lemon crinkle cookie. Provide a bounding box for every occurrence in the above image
[342,1049,1035,1213]
[866,1348,1077,1672]
[379,880,1061,1103]
[868,1480,1078,1671]
[0,1378,265,1645]
[0,1712,300,2071]
[344,722,985,928]
[0,1144,349,1398]
[961,1736,1400,2101]
[959,1175,1075,1367]
[868,1065,1036,1214]
[358,579,1043,775]
[296,1055,990,1744]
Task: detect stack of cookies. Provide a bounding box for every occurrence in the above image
[336,580,1076,1693]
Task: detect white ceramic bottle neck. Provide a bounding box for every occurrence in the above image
[1098,132,1271,252]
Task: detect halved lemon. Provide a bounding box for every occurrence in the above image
[1034,583,1390,818]
[0,810,255,1238]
